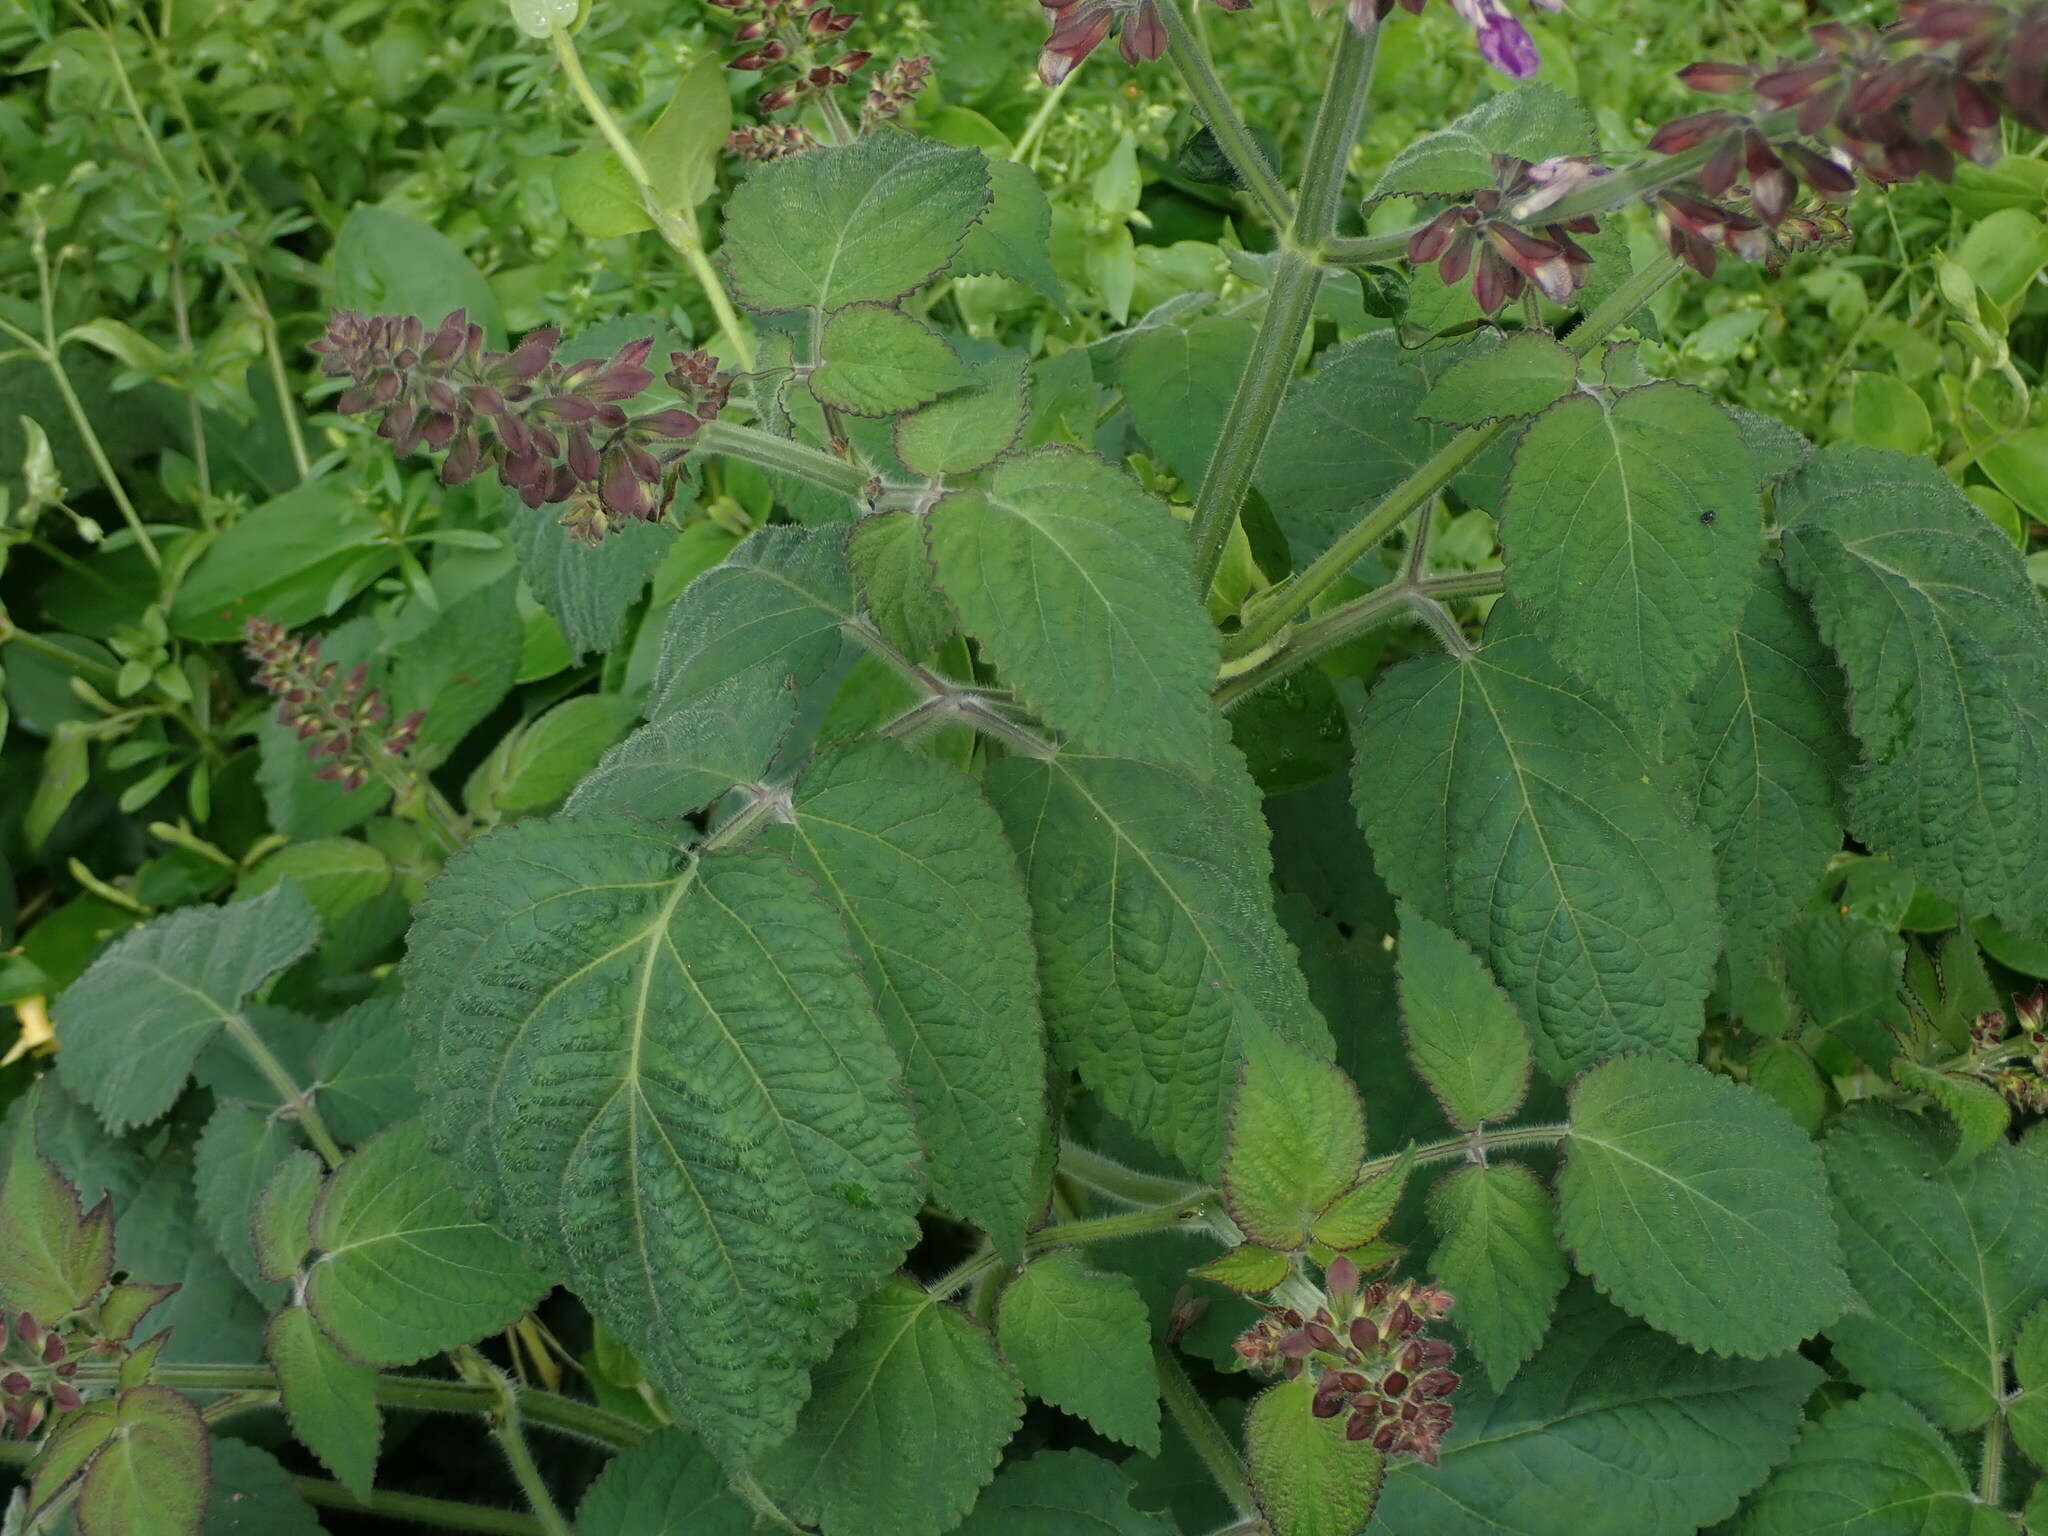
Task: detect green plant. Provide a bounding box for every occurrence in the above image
[8,1,2048,1534]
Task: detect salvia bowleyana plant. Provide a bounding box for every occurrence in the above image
[10,1,2048,1534]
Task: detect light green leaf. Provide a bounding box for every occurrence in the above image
[721,133,992,313]
[942,154,1063,305]
[1558,1056,1849,1355]
[331,205,502,343]
[71,1386,208,1536]
[310,997,420,1146]
[1313,1149,1412,1252]
[168,482,396,643]
[465,694,640,820]
[928,448,1217,769]
[266,1305,381,1499]
[555,144,654,238]
[849,511,955,657]
[1195,1244,1291,1294]
[1353,625,1720,1080]
[25,723,90,852]
[237,841,390,930]
[575,1430,755,1534]
[1781,446,2048,923]
[389,577,522,767]
[987,732,1330,1172]
[811,304,975,417]
[1891,1059,2011,1165]
[304,1119,550,1368]
[1502,384,1762,733]
[1373,84,1596,198]
[894,356,1030,478]
[1747,1040,1828,1133]
[508,494,672,663]
[193,1102,300,1303]
[997,1253,1159,1453]
[252,1150,323,1284]
[202,1439,324,1535]
[1736,1392,2010,1536]
[1223,1031,1365,1250]
[1372,1287,1821,1536]
[953,1450,1179,1536]
[1689,564,1852,990]
[401,825,922,1464]
[1824,1107,2048,1431]
[1427,1163,1566,1390]
[1419,331,1579,426]
[0,1087,113,1321]
[1394,905,1531,1131]
[1247,1373,1385,1536]
[641,57,730,213]
[1119,315,1256,490]
[566,673,795,821]
[759,1276,1023,1536]
[54,885,322,1133]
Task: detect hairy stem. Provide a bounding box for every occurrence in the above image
[928,1190,1220,1301]
[1155,1340,1256,1519]
[459,1350,572,1536]
[696,419,872,502]
[1156,0,1292,229]
[220,1012,345,1168]
[1057,1139,1207,1206]
[1980,1406,2007,1507]
[1359,1122,1571,1183]
[293,1477,545,1535]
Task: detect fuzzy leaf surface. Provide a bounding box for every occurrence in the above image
[1394,905,1531,1130]
[252,1151,322,1284]
[193,1102,299,1303]
[1372,84,1595,198]
[1427,1162,1567,1390]
[894,356,1030,478]
[1222,1031,1365,1249]
[848,512,956,658]
[0,1091,113,1321]
[201,1440,323,1535]
[1119,314,1256,490]
[941,154,1062,304]
[1418,331,1578,426]
[310,997,420,1146]
[1247,1373,1385,1536]
[574,1430,754,1534]
[952,1450,1179,1536]
[266,1305,380,1499]
[567,674,796,822]
[811,304,975,417]
[997,1254,1160,1452]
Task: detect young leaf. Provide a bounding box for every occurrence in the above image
[1500,383,1763,735]
[987,735,1331,1171]
[893,356,1030,479]
[566,673,797,821]
[1373,1287,1820,1536]
[193,1101,300,1303]
[309,996,421,1146]
[1313,1147,1412,1251]
[640,56,730,213]
[0,1087,113,1321]
[1889,1059,2010,1165]
[720,133,992,313]
[1557,1056,1849,1356]
[1195,1244,1292,1294]
[810,304,977,417]
[1735,1392,2008,1536]
[1418,331,1579,426]
[1780,445,2048,923]
[574,1429,756,1534]
[1824,1107,2048,1432]
[1746,1040,1828,1134]
[266,1304,381,1499]
[1222,1031,1366,1250]
[952,1450,1178,1536]
[303,1119,550,1368]
[1372,83,1595,199]
[54,884,322,1133]
[1118,314,1257,490]
[401,824,923,1465]
[69,1386,209,1536]
[1687,563,1852,991]
[252,1150,323,1284]
[940,154,1063,306]
[1782,910,1906,1062]
[758,1276,1024,1536]
[927,448,1219,770]
[1245,1372,1385,1536]
[766,738,1047,1256]
[1394,905,1531,1131]
[1426,1162,1567,1390]
[848,512,956,658]
[996,1253,1160,1453]
[1353,624,1719,1080]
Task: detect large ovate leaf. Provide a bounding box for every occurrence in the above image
[54,885,322,1133]
[1557,1056,1849,1356]
[574,1430,755,1534]
[952,1450,1180,1536]
[1370,1287,1820,1536]
[1352,623,1719,1080]
[401,821,923,1465]
[1222,1031,1365,1250]
[1501,383,1762,734]
[928,448,1218,769]
[1688,563,1852,990]
[266,1305,381,1499]
[997,1254,1160,1453]
[758,1276,1024,1536]
[767,738,1046,1256]
[1735,1392,2011,1536]
[1394,905,1531,1131]
[720,133,992,313]
[1824,1106,2048,1431]
[568,673,796,821]
[987,731,1330,1172]
[1780,445,2048,924]
[1426,1162,1567,1390]
[1247,1373,1385,1536]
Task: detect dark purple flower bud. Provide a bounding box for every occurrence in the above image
[1487,224,1578,303]
[1416,1368,1462,1398]
[1312,1373,1351,1418]
[1,1373,29,1399]
[1649,110,1739,156]
[1383,1369,1411,1395]
[1781,142,1857,197]
[601,449,657,521]
[1350,1316,1380,1352]
[1677,60,1753,94]
[49,1381,82,1413]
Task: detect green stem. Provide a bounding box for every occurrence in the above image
[220,1012,346,1168]
[1156,0,1291,230]
[928,1190,1220,1301]
[1980,1406,2007,1508]
[1012,68,1079,167]
[459,1350,572,1536]
[1214,579,1417,711]
[1057,1140,1206,1206]
[547,24,757,371]
[292,1478,544,1535]
[1359,1122,1570,1183]
[1291,10,1379,245]
[0,619,122,682]
[1154,1340,1256,1519]
[696,420,872,502]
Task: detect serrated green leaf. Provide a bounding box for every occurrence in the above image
[266,1305,380,1499]
[74,1386,207,1536]
[1247,1373,1385,1536]
[566,673,796,821]
[401,824,922,1464]
[1426,1163,1566,1390]
[1501,383,1762,734]
[929,448,1218,769]
[1393,906,1531,1131]
[201,1440,323,1535]
[0,1087,112,1321]
[998,1253,1159,1452]
[389,577,521,768]
[942,154,1062,305]
[304,1119,549,1368]
[310,997,420,1146]
[894,357,1030,479]
[953,1450,1179,1536]
[1558,1056,1849,1356]
[1418,331,1578,426]
[641,57,729,214]
[1119,315,1256,491]
[1780,446,2048,923]
[1736,1392,2010,1536]
[1891,1059,2011,1165]
[767,738,1046,1256]
[988,733,1330,1172]
[252,1150,323,1284]
[1313,1148,1412,1252]
[1223,1031,1366,1250]
[1195,1244,1291,1294]
[508,494,672,663]
[849,511,955,657]
[1747,1040,1828,1134]
[1784,910,1905,1064]
[193,1102,299,1303]
[759,1276,1023,1536]
[1688,563,1852,991]
[811,305,976,417]
[1824,1107,2048,1431]
[1372,84,1595,198]
[574,1430,755,1533]
[1372,1286,1821,1536]
[54,885,322,1133]
[1353,625,1720,1080]
[722,133,992,313]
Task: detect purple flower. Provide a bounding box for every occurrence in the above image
[1449,0,1546,79]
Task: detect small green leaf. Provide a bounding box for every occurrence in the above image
[849,511,955,657]
[1194,1244,1291,1294]
[894,357,1030,478]
[1891,1059,2010,1165]
[1373,84,1595,198]
[76,1386,209,1536]
[267,1305,381,1499]
[508,487,672,664]
[574,1430,755,1534]
[0,1087,113,1320]
[942,155,1062,305]
[1558,1056,1850,1356]
[252,1150,323,1285]
[1245,1373,1385,1536]
[1222,1031,1366,1251]
[952,1450,1178,1536]
[1419,331,1579,426]
[310,997,421,1146]
[1312,1148,1412,1252]
[193,1102,300,1303]
[1746,1040,1828,1134]
[554,145,654,238]
[1427,1162,1567,1390]
[25,723,90,851]
[1783,910,1905,1064]
[1394,906,1531,1131]
[641,57,730,213]
[998,1253,1159,1453]
[811,304,976,417]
